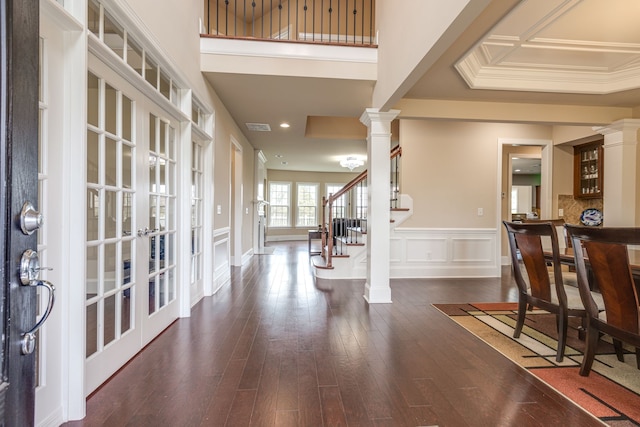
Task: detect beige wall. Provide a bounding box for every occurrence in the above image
[125,0,256,257]
[266,169,358,239]
[400,119,552,229]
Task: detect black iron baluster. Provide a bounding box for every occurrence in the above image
[261,0,264,38]
[216,0,219,35]
[251,1,255,37]
[296,0,298,41]
[278,0,282,39]
[234,0,237,36]
[319,0,322,42]
[361,0,364,44]
[225,0,229,35]
[270,0,273,39]
[337,0,340,43]
[353,1,357,44]
[287,0,290,40]
[328,0,332,42]
[303,0,307,40]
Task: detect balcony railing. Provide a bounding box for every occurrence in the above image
[321,145,401,268]
[203,0,376,46]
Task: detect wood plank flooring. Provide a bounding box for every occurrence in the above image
[63,241,603,426]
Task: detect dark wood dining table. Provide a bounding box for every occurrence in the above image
[551,247,640,276]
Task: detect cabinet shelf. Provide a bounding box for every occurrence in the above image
[574,140,603,199]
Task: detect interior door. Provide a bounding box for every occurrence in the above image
[1,0,40,425]
[84,56,179,394]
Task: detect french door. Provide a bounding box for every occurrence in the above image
[84,56,179,394]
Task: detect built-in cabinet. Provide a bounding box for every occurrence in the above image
[574,139,604,199]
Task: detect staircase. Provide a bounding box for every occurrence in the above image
[311,145,411,279]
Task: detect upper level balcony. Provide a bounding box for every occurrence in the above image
[200,0,378,80]
[202,0,376,46]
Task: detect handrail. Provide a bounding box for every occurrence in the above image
[321,145,401,268]
[327,145,400,205]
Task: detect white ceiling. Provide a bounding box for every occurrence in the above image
[202,0,640,172]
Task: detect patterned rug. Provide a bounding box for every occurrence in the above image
[433,302,640,426]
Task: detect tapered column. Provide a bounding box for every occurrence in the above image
[360,108,400,303]
[594,119,640,226]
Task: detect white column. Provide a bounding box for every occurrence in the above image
[594,119,640,226]
[360,108,400,303]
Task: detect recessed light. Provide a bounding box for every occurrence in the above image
[281,161,288,165]
[275,154,283,158]
[280,122,290,128]
[515,169,521,172]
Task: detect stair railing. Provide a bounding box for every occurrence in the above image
[321,145,401,268]
[203,0,377,46]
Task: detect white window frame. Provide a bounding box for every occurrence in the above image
[268,181,291,227]
[356,184,367,219]
[296,182,319,227]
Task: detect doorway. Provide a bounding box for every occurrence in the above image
[497,138,552,267]
[230,138,243,266]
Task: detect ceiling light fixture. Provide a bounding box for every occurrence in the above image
[340,156,364,171]
[280,122,290,128]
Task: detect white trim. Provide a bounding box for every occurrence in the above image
[267,234,307,242]
[200,37,377,64]
[230,136,243,266]
[313,228,499,280]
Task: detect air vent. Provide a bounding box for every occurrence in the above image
[245,123,271,132]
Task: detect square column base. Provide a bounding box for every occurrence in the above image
[363,282,392,304]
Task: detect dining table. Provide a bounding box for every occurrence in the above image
[551,247,640,275]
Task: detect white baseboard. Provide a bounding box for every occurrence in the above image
[266,234,307,242]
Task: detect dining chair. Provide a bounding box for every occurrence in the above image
[522,218,571,249]
[565,224,640,376]
[503,221,601,362]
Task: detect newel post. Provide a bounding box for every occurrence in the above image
[360,108,400,304]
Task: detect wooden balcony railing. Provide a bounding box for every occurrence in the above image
[203,0,376,46]
[321,145,401,268]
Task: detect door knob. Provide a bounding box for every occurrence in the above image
[20,201,43,235]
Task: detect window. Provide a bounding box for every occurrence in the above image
[326,184,346,219]
[296,183,318,227]
[356,184,367,219]
[269,182,291,227]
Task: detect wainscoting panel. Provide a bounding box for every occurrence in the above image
[390,228,499,278]
[213,228,230,293]
[405,237,447,263]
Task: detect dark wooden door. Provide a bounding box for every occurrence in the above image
[1,0,40,425]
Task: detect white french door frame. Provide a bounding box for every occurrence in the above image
[230,136,243,266]
[83,54,182,395]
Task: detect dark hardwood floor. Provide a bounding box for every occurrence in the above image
[64,241,603,426]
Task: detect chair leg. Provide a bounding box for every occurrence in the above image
[613,339,625,363]
[577,317,586,341]
[513,298,527,339]
[580,327,599,376]
[556,313,568,362]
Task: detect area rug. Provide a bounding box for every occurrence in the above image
[433,302,640,426]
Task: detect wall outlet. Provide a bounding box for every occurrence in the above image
[477,207,484,216]
[216,205,221,214]
[558,208,564,217]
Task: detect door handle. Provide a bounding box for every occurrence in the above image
[21,280,55,355]
[18,249,55,355]
[137,227,159,237]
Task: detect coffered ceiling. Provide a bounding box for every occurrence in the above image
[456,0,640,94]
